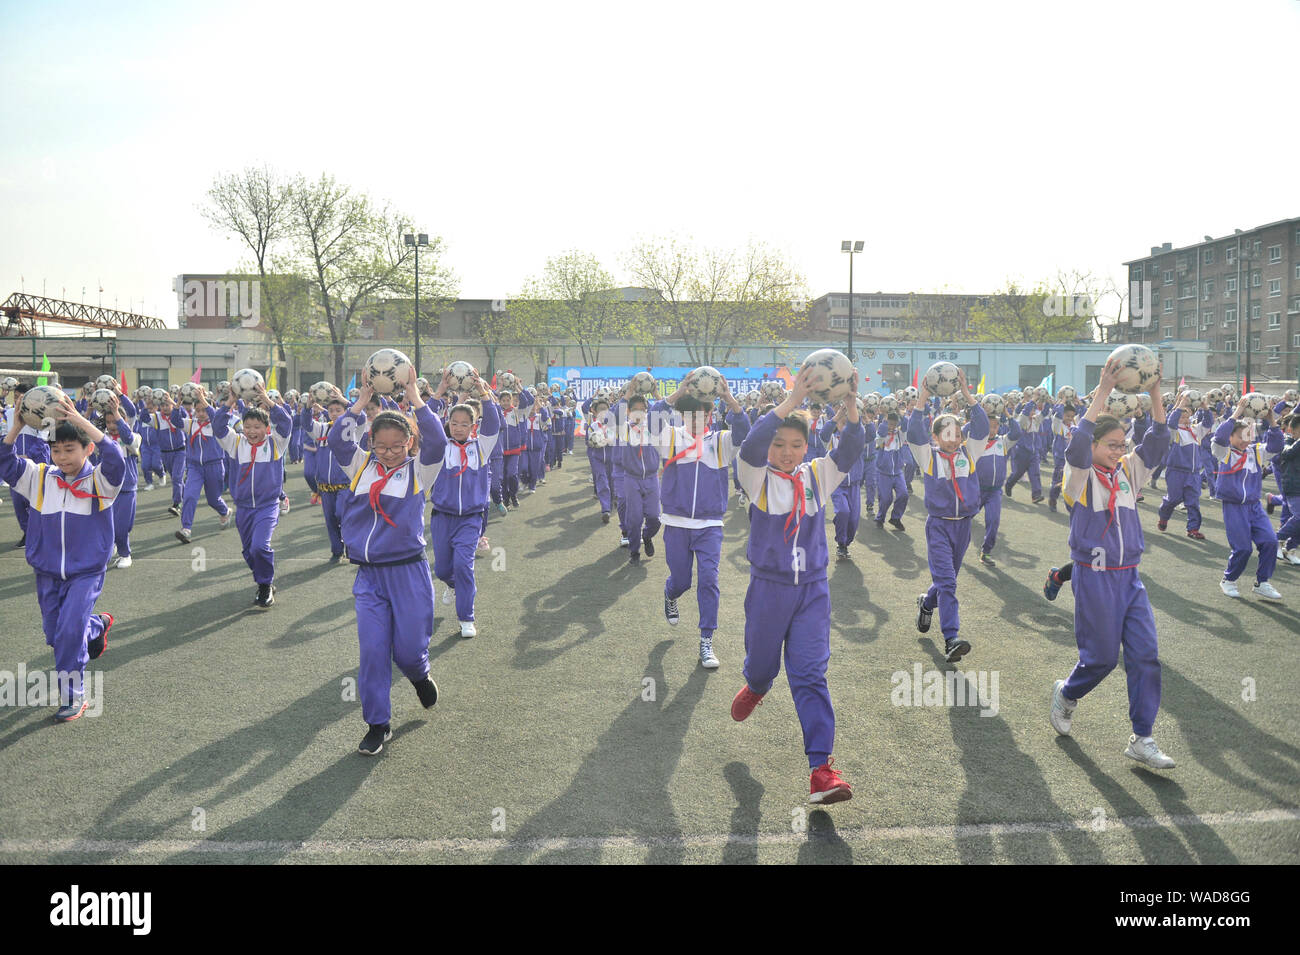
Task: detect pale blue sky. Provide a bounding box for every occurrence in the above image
[2,0,1297,326]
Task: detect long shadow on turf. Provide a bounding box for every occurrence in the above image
[963,562,1074,644]
[917,638,1105,864]
[491,640,707,863]
[1129,769,1239,864]
[1158,663,1300,808]
[827,559,888,643]
[510,548,626,670]
[721,762,763,865]
[45,673,360,864]
[796,810,853,864]
[1052,737,1198,864]
[1140,577,1249,640]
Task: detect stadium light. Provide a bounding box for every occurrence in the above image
[842,240,865,362]
[404,230,429,377]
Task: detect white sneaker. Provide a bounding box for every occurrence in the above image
[1124,734,1175,769]
[1220,579,1240,598]
[442,588,454,605]
[1252,580,1282,600]
[1049,679,1076,735]
[738,492,748,507]
[220,511,231,528]
[1284,548,1300,566]
[280,498,290,513]
[477,535,491,553]
[460,621,477,639]
[699,637,719,669]
[620,536,629,548]
[114,555,133,569]
[141,484,154,492]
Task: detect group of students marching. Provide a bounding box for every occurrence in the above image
[3,357,1299,803]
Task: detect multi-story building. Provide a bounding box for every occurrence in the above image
[805,291,988,348]
[1118,217,1300,383]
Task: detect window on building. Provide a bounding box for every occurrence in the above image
[1295,263,1300,280]
[1253,239,1262,254]
[1268,346,1280,363]
[1268,278,1281,297]
[1224,339,1237,352]
[137,369,168,390]
[1224,307,1237,324]
[1131,264,1144,280]
[1225,245,1237,264]
[1291,296,1300,314]
[1202,308,1214,326]
[829,316,847,330]
[1179,282,1194,298]
[1203,248,1215,265]
[1164,297,1174,314]
[1203,279,1215,296]
[1163,269,1173,284]
[1252,270,1262,287]
[1294,333,1300,348]
[199,368,228,393]
[1250,335,1260,350]
[1268,311,1281,329]
[1252,304,1261,320]
[1176,255,1189,271]
[1268,244,1282,263]
[1226,276,1238,294]
[1181,312,1195,328]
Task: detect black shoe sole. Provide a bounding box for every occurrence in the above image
[916,596,932,633]
[643,538,655,557]
[415,679,439,708]
[944,640,972,662]
[359,728,393,756]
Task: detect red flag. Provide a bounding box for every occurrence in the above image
[120,370,128,392]
[490,373,498,389]
[912,368,919,389]
[190,365,203,384]
[1178,376,1185,389]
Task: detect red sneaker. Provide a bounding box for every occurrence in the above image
[89,612,113,660]
[1187,529,1206,540]
[731,686,765,722]
[310,493,321,506]
[809,757,853,804]
[1157,520,1167,531]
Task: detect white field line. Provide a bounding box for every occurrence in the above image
[2,808,1297,857]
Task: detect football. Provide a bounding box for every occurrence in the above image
[922,361,961,397]
[631,371,656,395]
[90,389,117,416]
[230,368,265,401]
[415,377,433,398]
[365,348,413,395]
[179,382,203,404]
[861,393,881,413]
[95,374,116,392]
[1057,385,1077,404]
[1107,344,1161,394]
[285,389,300,403]
[1106,392,1141,418]
[1181,389,1202,407]
[1138,393,1152,413]
[308,381,335,404]
[687,366,726,400]
[496,371,520,394]
[981,393,1005,417]
[20,385,65,429]
[169,384,181,396]
[81,382,95,398]
[1205,388,1224,405]
[215,380,231,400]
[267,390,281,403]
[0,376,17,395]
[1032,386,1050,403]
[446,360,477,392]
[743,390,760,407]
[1161,391,1174,406]
[1283,389,1298,404]
[1240,392,1270,419]
[798,349,855,403]
[879,394,900,414]
[759,378,786,402]
[348,388,361,401]
[151,388,169,402]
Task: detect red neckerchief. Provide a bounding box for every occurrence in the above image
[1216,448,1249,476]
[985,435,998,450]
[1093,464,1123,537]
[189,421,209,445]
[664,430,705,468]
[768,467,806,542]
[55,471,107,503]
[368,462,401,527]
[451,440,471,477]
[937,449,966,503]
[239,438,266,484]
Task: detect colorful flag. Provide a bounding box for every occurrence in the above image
[266,364,277,392]
[190,366,203,384]
[120,370,127,392]
[1178,376,1186,389]
[976,374,986,395]
[912,368,919,389]
[36,353,50,386]
[1038,372,1054,393]
[346,373,357,394]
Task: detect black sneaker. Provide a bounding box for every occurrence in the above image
[413,677,439,709]
[836,544,851,560]
[14,534,25,549]
[254,584,275,609]
[889,518,905,532]
[629,552,641,566]
[1031,496,1045,505]
[601,511,610,525]
[665,595,679,626]
[168,505,180,517]
[874,520,885,530]
[329,552,343,563]
[944,637,972,662]
[642,535,655,557]
[358,723,392,756]
[1043,567,1063,602]
[916,594,933,633]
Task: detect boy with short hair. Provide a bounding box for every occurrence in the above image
[0,393,122,721]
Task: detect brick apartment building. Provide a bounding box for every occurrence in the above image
[1116,216,1300,383]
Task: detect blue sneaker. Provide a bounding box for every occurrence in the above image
[497,502,508,515]
[1043,567,1063,601]
[55,700,88,722]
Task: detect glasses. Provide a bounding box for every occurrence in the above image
[371,445,408,454]
[1098,442,1128,452]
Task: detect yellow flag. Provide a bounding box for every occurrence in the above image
[266,364,277,392]
[976,374,986,395]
